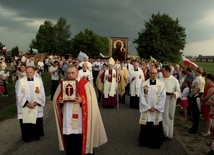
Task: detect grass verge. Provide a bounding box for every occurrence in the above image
[0,104,17,122]
[0,72,51,122]
[174,106,211,154]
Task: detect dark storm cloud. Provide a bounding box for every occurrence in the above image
[0,0,214,54]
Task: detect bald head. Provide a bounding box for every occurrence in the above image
[133,62,139,70]
[82,62,88,69]
[149,68,158,80]
[26,67,35,79]
[150,68,157,73]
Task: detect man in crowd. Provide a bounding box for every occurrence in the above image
[128,61,145,109]
[49,60,60,101]
[160,65,180,139]
[92,58,101,84]
[53,65,107,155]
[16,66,46,142]
[74,60,82,70]
[21,54,26,63]
[26,57,35,67]
[138,67,166,148]
[44,56,50,72]
[16,63,26,80]
[37,58,44,74]
[184,67,195,85]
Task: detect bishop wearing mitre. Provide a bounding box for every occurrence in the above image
[101,57,117,108]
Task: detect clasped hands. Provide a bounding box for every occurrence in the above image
[169,93,176,97]
[107,74,116,78]
[26,102,38,109]
[166,92,176,97]
[148,106,157,113]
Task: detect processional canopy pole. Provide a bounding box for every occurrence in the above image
[116,59,120,110]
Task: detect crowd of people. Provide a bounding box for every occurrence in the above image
[0,52,214,154]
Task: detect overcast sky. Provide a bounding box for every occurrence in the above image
[0,0,214,56]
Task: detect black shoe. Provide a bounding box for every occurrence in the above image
[139,142,144,147]
[23,138,32,143]
[207,150,214,155]
[188,130,197,134]
[151,145,161,149]
[163,136,170,141]
[33,137,40,141]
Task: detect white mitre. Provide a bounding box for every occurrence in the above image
[108,57,115,65]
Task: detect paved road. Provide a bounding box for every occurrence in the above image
[0,96,187,155]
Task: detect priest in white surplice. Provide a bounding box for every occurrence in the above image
[160,65,180,139]
[139,68,166,148]
[128,62,145,109]
[16,66,46,142]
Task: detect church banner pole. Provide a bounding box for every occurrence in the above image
[116,59,120,110]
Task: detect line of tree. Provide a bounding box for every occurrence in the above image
[30,17,109,58]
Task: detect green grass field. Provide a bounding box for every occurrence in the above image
[194,62,214,74]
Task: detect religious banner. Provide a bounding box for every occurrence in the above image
[109,37,128,62]
[61,79,77,102]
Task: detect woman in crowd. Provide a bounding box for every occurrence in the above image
[201,74,214,136]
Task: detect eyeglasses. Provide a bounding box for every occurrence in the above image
[150,72,157,74]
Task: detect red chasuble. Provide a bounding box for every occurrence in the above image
[54,78,107,154]
[54,79,89,155]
